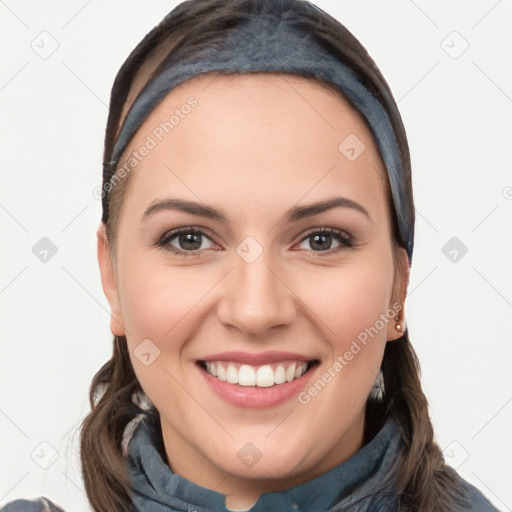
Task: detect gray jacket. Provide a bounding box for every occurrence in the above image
[0,413,501,511]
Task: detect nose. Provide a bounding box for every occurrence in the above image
[217,247,297,337]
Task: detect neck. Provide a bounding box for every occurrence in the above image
[158,410,366,508]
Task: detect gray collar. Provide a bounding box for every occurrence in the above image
[124,412,404,512]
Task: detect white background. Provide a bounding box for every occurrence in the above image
[1,1,511,511]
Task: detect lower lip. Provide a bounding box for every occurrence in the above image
[199,363,317,408]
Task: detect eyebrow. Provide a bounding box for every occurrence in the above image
[142,196,371,224]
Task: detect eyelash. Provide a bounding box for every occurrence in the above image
[155,226,356,258]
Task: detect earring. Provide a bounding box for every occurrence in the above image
[395,316,402,331]
[369,369,384,401]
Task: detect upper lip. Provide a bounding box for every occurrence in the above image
[199,350,316,366]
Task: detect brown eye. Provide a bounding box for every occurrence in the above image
[297,228,354,254]
[158,228,216,256]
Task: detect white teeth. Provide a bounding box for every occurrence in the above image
[256,365,274,387]
[274,364,286,384]
[285,362,296,382]
[203,360,310,387]
[226,364,238,384]
[238,364,256,386]
[217,364,227,381]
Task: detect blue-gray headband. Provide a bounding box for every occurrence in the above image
[103,1,414,263]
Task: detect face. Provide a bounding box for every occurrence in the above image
[98,72,409,501]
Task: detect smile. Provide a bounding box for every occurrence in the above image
[202,360,311,387]
[196,352,320,408]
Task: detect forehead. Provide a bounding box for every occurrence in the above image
[122,70,383,156]
[117,72,390,221]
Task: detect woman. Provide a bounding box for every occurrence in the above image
[1,0,501,511]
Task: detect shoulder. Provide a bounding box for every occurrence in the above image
[455,475,502,512]
[0,497,67,512]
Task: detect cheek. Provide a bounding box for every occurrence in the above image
[305,261,393,347]
[292,264,392,418]
[118,257,212,407]
[119,246,394,350]
[120,260,214,344]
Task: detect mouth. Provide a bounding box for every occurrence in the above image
[196,352,320,408]
[197,359,319,387]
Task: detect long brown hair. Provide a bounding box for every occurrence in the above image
[80,1,468,511]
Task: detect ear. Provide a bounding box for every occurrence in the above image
[97,222,126,336]
[386,246,410,342]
